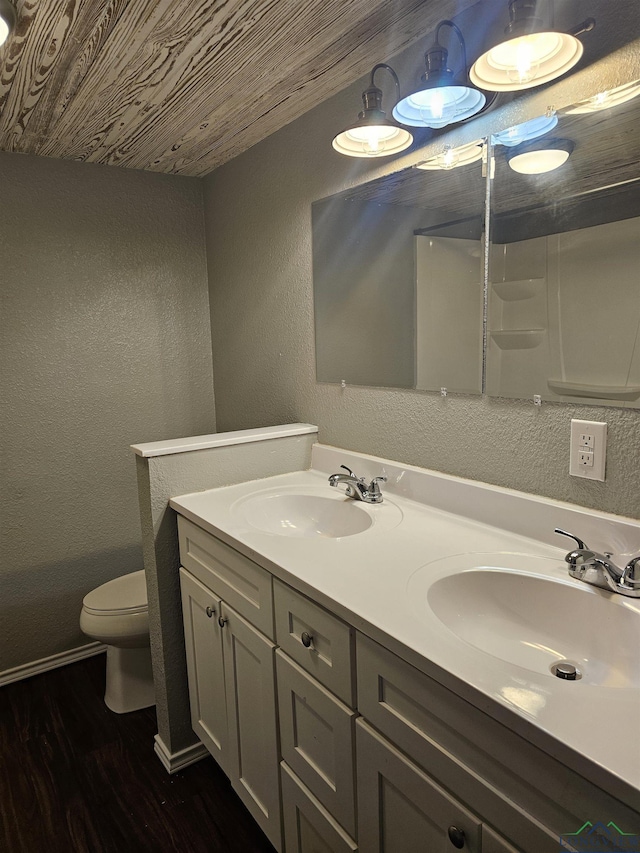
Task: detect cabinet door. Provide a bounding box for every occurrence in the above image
[482,826,520,853]
[356,720,481,853]
[179,568,228,773]
[222,602,281,851]
[277,650,357,837]
[281,762,358,853]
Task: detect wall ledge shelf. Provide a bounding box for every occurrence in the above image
[492,279,545,301]
[547,380,640,401]
[490,329,545,350]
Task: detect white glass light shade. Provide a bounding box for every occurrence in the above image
[332,123,413,158]
[470,31,583,92]
[393,85,485,129]
[492,113,557,147]
[506,139,573,174]
[565,80,640,114]
[417,140,484,170]
[0,0,15,46]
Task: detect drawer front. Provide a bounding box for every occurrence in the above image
[356,719,481,853]
[281,762,358,853]
[356,633,563,853]
[277,650,357,837]
[274,579,355,705]
[178,516,273,638]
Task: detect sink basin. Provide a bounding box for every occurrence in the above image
[425,566,640,687]
[235,492,373,538]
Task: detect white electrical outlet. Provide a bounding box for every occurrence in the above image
[570,419,607,480]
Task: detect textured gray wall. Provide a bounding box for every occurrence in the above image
[203,49,640,520]
[1,152,215,674]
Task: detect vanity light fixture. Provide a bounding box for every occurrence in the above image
[392,20,486,129]
[416,139,484,170]
[470,0,595,92]
[332,63,413,157]
[505,137,574,174]
[0,0,16,46]
[492,112,557,147]
[565,80,640,114]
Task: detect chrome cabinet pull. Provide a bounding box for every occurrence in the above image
[205,606,215,618]
[301,631,313,648]
[218,616,228,628]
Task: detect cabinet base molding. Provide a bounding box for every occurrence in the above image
[153,734,209,775]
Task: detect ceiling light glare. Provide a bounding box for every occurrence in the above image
[393,19,485,129]
[417,140,484,170]
[565,80,640,114]
[0,0,16,46]
[394,85,485,129]
[492,113,557,147]
[332,63,413,158]
[470,0,594,92]
[506,138,574,174]
[333,124,412,158]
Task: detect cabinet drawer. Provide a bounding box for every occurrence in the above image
[356,719,481,853]
[281,762,358,853]
[277,650,357,837]
[178,516,273,638]
[274,579,355,706]
[356,633,562,853]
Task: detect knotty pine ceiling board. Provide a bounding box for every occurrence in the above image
[0,0,480,176]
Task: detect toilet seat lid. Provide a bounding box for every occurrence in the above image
[83,570,148,615]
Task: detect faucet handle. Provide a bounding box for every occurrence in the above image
[340,465,358,479]
[554,528,588,550]
[621,556,640,589]
[368,475,387,492]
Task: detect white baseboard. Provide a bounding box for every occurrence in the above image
[154,734,208,774]
[0,642,106,687]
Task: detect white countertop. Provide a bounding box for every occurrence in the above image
[170,459,640,808]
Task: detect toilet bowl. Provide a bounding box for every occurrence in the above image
[80,570,155,714]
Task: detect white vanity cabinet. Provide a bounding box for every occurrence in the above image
[176,513,639,853]
[178,518,281,850]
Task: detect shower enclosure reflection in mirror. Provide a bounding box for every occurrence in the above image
[312,49,640,409]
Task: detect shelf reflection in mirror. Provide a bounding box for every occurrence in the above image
[487,90,640,408]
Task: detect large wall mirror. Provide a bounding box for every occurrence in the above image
[313,148,485,393]
[313,62,640,408]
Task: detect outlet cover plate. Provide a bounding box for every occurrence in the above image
[570,419,607,481]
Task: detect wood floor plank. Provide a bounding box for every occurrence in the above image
[0,654,277,853]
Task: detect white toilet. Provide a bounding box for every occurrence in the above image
[80,570,155,713]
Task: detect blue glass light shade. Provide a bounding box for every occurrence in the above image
[393,85,486,129]
[492,113,557,147]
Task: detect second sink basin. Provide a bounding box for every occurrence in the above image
[427,567,639,687]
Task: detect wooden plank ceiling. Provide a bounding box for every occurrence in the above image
[0,0,480,176]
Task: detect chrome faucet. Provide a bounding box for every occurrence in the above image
[554,528,640,598]
[328,466,387,504]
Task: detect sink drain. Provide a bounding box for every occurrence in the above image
[550,661,582,681]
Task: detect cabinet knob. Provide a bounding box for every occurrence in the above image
[218,616,228,628]
[448,826,465,849]
[205,606,215,618]
[301,631,313,648]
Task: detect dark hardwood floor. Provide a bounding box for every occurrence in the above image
[0,654,277,853]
